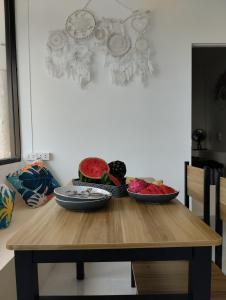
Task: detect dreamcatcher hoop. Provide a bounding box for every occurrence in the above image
[65,9,96,40]
[107,33,131,57]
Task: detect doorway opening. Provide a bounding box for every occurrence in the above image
[192,44,226,175]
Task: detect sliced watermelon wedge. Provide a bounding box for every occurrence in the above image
[100,172,121,186]
[79,157,110,183]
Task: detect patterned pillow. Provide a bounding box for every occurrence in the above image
[0,184,15,229]
[7,160,60,208]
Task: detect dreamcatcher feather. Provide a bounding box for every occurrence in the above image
[46,30,70,79]
[46,30,93,88]
[68,45,93,88]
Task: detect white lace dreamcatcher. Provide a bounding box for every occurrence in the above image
[46,0,154,88]
[102,9,153,86]
[46,0,95,88]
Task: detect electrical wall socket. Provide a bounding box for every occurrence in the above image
[26,153,50,161]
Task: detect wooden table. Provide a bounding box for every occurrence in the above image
[7,197,222,300]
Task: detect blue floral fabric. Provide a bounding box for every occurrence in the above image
[7,161,60,208]
[0,184,15,229]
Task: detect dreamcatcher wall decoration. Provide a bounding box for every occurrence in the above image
[46,0,154,88]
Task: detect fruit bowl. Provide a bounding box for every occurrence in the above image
[127,178,179,204]
[128,190,179,204]
[54,186,112,211]
[72,179,128,198]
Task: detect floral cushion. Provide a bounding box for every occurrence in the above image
[7,161,60,208]
[0,184,15,229]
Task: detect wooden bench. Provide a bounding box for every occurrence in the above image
[132,261,226,299]
[0,193,43,271]
[0,189,85,283]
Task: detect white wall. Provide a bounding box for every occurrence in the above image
[14,0,226,198]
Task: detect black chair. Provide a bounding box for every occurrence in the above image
[215,174,226,270]
[132,162,226,298]
[184,161,211,225]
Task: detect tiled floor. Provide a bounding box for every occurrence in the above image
[40,254,226,297]
[40,256,226,296]
[40,262,137,296]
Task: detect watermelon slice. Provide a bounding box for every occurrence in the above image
[109,174,121,186]
[101,172,121,186]
[79,157,110,183]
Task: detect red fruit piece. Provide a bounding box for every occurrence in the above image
[79,157,109,180]
[140,188,151,194]
[146,184,162,194]
[128,179,149,193]
[160,185,176,194]
[109,174,121,186]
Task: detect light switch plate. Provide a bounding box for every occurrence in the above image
[26,153,50,161]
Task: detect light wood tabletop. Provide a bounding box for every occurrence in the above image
[7,197,222,251]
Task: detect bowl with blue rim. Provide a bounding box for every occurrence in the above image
[54,185,112,212]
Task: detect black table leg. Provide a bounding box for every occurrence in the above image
[131,263,135,288]
[188,247,212,300]
[15,251,39,300]
[76,262,85,280]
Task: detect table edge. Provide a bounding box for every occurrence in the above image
[6,238,222,251]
